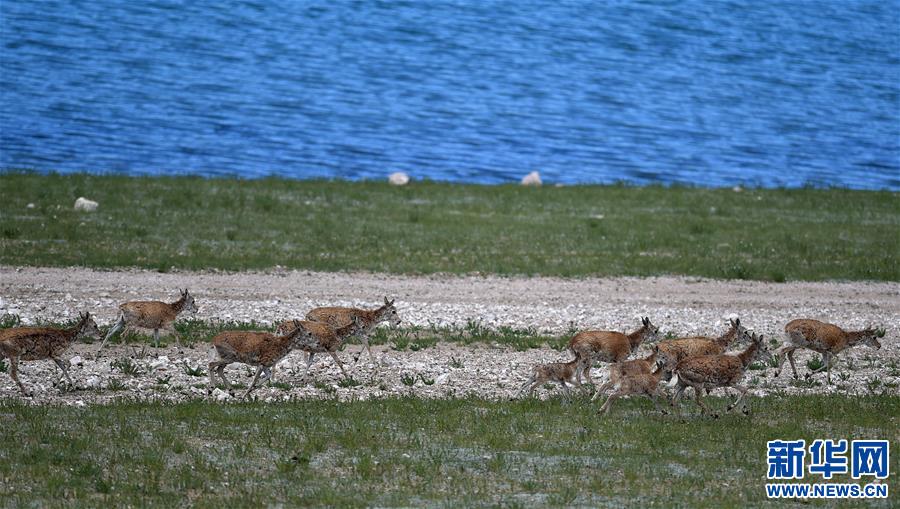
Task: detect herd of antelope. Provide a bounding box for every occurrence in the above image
[0,289,888,416]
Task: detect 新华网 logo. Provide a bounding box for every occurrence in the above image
[765,439,889,499]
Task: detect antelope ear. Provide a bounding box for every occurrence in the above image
[642,317,649,326]
[733,318,740,327]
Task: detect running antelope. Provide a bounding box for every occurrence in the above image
[670,332,773,418]
[655,318,751,378]
[0,312,101,396]
[596,363,670,416]
[517,358,581,399]
[568,317,660,385]
[292,318,370,379]
[209,319,319,399]
[775,319,884,384]
[278,297,401,365]
[98,289,198,353]
[590,350,657,401]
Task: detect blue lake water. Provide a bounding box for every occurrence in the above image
[1,0,898,189]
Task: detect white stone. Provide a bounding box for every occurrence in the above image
[73,400,86,407]
[388,172,410,186]
[74,197,99,212]
[26,203,35,209]
[86,376,102,389]
[69,355,84,366]
[150,357,170,371]
[212,388,229,402]
[521,171,542,186]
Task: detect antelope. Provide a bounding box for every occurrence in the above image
[670,332,773,418]
[590,350,657,401]
[517,358,581,399]
[209,319,320,399]
[568,317,660,385]
[278,297,401,366]
[596,363,670,416]
[775,319,885,384]
[98,289,198,353]
[0,312,101,396]
[292,317,370,380]
[655,318,752,377]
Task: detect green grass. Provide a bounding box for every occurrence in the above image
[0,395,896,507]
[1,172,897,281]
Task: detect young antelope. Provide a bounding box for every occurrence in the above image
[670,332,773,418]
[517,358,581,399]
[98,288,198,353]
[0,312,101,396]
[590,350,657,401]
[208,319,319,399]
[775,319,884,384]
[292,317,370,380]
[278,297,401,366]
[596,363,670,416]
[568,317,660,385]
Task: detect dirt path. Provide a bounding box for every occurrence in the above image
[3,266,897,330]
[0,266,897,403]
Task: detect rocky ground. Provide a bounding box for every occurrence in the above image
[1,266,898,404]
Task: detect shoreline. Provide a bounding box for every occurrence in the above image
[4,168,900,191]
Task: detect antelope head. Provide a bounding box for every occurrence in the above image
[378,296,401,327]
[77,312,102,341]
[180,289,199,314]
[641,317,661,342]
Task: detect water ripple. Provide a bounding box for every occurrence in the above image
[1,0,898,189]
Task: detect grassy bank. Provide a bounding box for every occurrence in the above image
[1,395,896,507]
[1,172,897,280]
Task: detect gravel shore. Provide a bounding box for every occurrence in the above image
[1,266,897,404]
